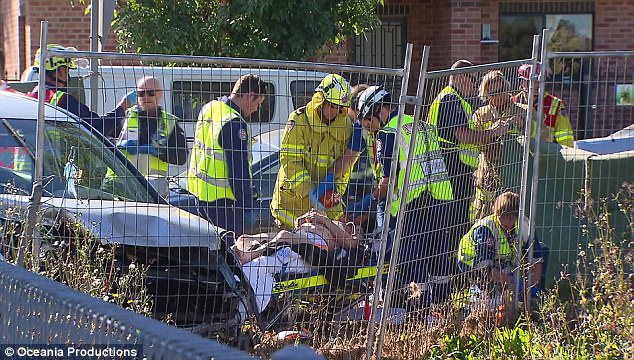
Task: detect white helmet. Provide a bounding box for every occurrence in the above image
[357,85,391,120]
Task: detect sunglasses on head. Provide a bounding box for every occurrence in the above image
[138,90,157,97]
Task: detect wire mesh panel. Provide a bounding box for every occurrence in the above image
[371,54,542,358]
[0,39,410,358]
[0,260,255,359]
[533,50,634,292]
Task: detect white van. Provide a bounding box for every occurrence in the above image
[71,66,326,137]
[20,65,327,174]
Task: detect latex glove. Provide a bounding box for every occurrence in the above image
[309,188,341,212]
[118,139,139,154]
[309,173,336,209]
[137,144,159,156]
[345,193,376,217]
[124,90,137,106]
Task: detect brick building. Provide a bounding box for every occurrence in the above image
[2,0,634,78]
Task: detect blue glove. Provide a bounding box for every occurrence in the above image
[124,90,137,106]
[309,173,336,210]
[118,139,159,156]
[313,173,336,197]
[137,144,159,156]
[346,194,376,217]
[118,139,139,154]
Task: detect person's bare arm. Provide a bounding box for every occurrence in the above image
[300,211,358,249]
[454,122,510,145]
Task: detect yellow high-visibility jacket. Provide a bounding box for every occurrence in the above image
[271,101,353,228]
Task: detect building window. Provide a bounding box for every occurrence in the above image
[499,13,593,61]
[499,13,592,80]
[353,18,406,69]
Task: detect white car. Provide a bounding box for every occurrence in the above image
[0,91,253,338]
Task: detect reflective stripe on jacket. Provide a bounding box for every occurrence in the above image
[271,104,353,228]
[383,114,454,217]
[119,106,177,175]
[458,215,513,268]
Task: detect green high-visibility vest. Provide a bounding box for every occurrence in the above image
[458,215,514,268]
[187,100,251,202]
[382,114,454,217]
[119,106,177,175]
[428,86,479,169]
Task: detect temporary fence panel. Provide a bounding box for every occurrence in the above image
[0,260,255,359]
[0,24,413,359]
[371,53,538,359]
[527,49,634,288]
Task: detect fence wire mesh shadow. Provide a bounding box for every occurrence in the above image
[0,260,255,359]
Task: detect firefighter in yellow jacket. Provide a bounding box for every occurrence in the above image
[513,62,575,147]
[271,74,355,229]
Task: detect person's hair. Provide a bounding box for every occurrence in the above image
[449,59,475,84]
[493,191,520,217]
[349,83,370,110]
[478,70,510,101]
[231,74,269,96]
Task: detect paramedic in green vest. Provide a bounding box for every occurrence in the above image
[26,44,134,139]
[427,60,512,255]
[458,192,549,300]
[187,74,269,239]
[117,76,187,176]
[350,85,457,306]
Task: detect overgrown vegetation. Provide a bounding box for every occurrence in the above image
[1,203,153,317]
[245,183,634,359]
[108,0,383,60]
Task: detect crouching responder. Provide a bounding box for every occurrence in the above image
[458,191,549,309]
[271,74,361,229]
[351,85,457,308]
[513,62,575,147]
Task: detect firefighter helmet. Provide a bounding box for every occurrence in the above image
[315,74,351,107]
[33,44,77,71]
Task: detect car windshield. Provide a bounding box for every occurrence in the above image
[0,118,157,203]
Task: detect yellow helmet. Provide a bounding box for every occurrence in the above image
[315,74,350,107]
[33,44,77,71]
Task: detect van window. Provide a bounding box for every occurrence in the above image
[171,81,275,123]
[290,80,322,109]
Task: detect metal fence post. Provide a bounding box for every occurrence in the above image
[365,43,414,360]
[373,45,431,360]
[514,34,541,309]
[18,21,48,269]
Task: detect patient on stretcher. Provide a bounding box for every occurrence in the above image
[232,210,362,313]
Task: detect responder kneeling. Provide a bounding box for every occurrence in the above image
[271,74,361,230]
[457,191,549,311]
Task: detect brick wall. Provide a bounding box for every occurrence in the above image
[2,0,118,80]
[595,0,634,51]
